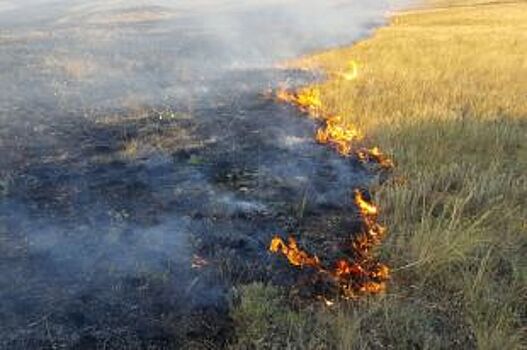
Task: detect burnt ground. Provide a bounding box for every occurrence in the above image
[1,68,378,348]
[0,1,398,348]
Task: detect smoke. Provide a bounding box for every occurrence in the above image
[0,0,412,111]
[0,0,412,347]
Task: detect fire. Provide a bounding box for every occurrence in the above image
[357,146,395,169]
[274,63,393,168]
[354,189,378,217]
[269,59,393,301]
[269,190,390,300]
[338,60,359,81]
[315,115,363,156]
[269,236,320,268]
[277,86,323,116]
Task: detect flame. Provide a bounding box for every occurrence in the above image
[354,189,378,217]
[277,86,323,116]
[274,63,392,168]
[269,236,320,268]
[338,60,359,81]
[357,146,394,169]
[269,190,390,299]
[270,59,393,301]
[315,115,363,156]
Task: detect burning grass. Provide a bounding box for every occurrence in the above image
[268,189,391,298]
[270,61,394,300]
[234,1,527,348]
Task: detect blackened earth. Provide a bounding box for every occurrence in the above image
[0,1,398,348]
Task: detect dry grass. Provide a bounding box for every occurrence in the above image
[229,284,332,349]
[232,1,527,349]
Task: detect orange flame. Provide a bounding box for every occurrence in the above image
[277,86,323,116]
[354,190,378,217]
[315,115,363,156]
[269,236,320,268]
[270,60,393,301]
[274,65,392,168]
[269,190,390,299]
[357,146,394,169]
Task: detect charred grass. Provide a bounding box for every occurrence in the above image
[231,2,527,349]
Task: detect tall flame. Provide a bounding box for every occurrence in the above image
[270,60,392,300]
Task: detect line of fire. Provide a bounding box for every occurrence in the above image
[269,62,394,302]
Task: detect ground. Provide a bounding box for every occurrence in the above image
[1,2,396,348]
[231,1,527,349]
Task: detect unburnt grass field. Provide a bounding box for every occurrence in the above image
[230,1,527,349]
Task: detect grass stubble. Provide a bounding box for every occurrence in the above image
[230,1,527,349]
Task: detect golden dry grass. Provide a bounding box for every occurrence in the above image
[232,1,527,349]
